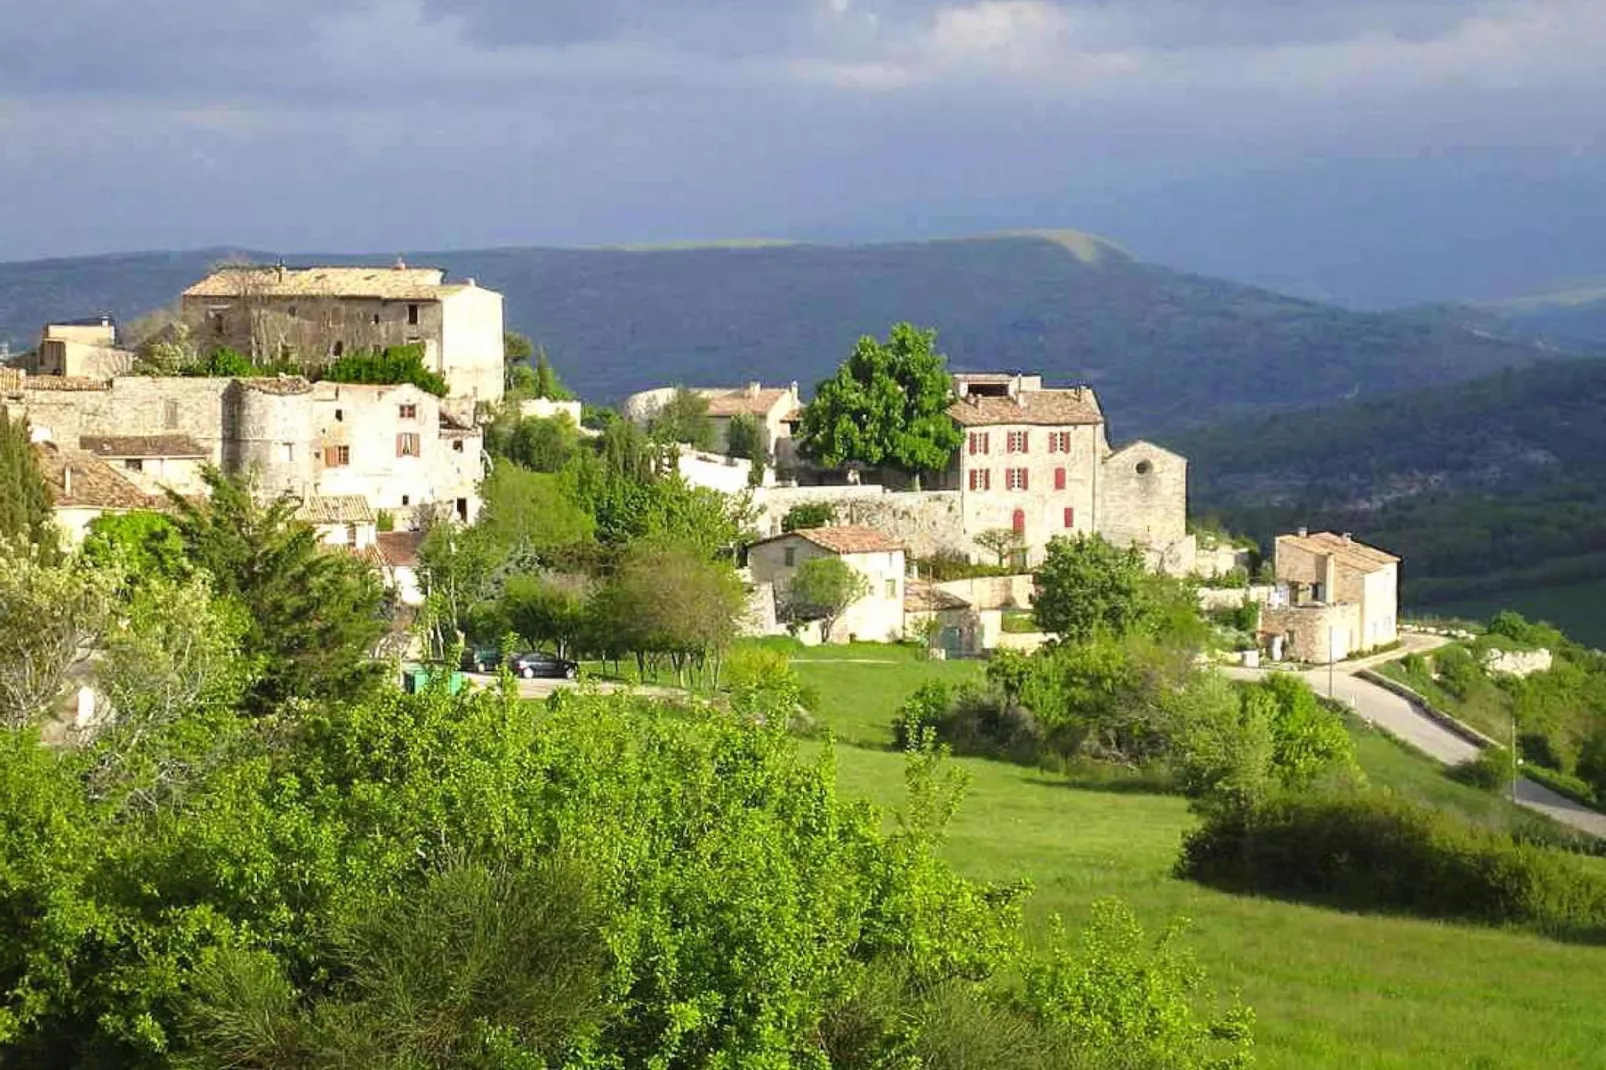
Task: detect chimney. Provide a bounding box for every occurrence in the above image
[1342,532,1353,544]
[1296,526,1308,538]
[746,381,761,398]
[789,380,799,399]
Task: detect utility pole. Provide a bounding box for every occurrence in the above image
[1511,711,1520,803]
[1327,625,1336,699]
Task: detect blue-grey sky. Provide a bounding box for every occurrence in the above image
[1,0,1603,305]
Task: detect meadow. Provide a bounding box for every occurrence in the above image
[781,642,1606,1070]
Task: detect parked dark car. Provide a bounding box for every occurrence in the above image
[506,651,579,680]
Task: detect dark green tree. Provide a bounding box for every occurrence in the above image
[781,502,837,533]
[647,387,715,450]
[508,414,581,473]
[532,347,575,401]
[1033,534,1175,643]
[167,468,387,710]
[82,510,188,581]
[797,323,963,478]
[725,412,762,461]
[0,408,55,554]
[782,556,871,643]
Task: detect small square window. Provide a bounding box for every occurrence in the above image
[334,408,344,422]
[325,445,350,468]
[408,304,420,325]
[401,495,411,506]
[124,459,143,472]
[399,404,418,420]
[280,443,294,463]
[452,440,464,453]
[396,432,421,458]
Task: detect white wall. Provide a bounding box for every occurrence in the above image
[748,536,907,644]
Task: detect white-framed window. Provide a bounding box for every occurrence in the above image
[396,433,421,458]
[968,468,992,492]
[1007,430,1028,453]
[1006,467,1029,491]
[1046,431,1072,453]
[967,431,990,455]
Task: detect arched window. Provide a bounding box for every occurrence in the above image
[1012,508,1026,534]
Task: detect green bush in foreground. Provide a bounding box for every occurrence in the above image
[0,680,1251,1068]
[1178,790,1606,940]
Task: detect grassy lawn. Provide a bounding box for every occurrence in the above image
[792,645,1606,1070]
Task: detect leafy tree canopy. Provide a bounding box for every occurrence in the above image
[797,323,963,475]
[782,555,871,643]
[647,386,715,451]
[1033,534,1201,646]
[0,408,56,556]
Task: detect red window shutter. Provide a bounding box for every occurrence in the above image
[1012,509,1026,534]
[1020,469,1029,491]
[1064,507,1075,529]
[1054,467,1066,490]
[982,433,989,454]
[1021,432,1029,453]
[968,433,976,456]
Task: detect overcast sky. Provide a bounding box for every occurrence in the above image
[1,0,1603,304]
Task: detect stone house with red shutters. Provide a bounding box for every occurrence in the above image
[937,373,1193,572]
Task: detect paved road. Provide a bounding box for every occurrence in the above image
[1226,644,1606,839]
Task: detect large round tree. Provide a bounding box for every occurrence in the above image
[797,323,963,480]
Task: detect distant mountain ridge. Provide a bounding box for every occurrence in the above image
[1167,356,1606,603]
[0,233,1567,436]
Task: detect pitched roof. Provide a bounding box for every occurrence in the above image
[1280,531,1400,572]
[376,531,424,568]
[79,434,207,459]
[182,265,453,301]
[33,443,156,511]
[948,390,1103,427]
[698,386,799,418]
[295,495,376,525]
[904,579,971,613]
[755,525,904,555]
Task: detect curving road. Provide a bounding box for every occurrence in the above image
[1225,642,1606,839]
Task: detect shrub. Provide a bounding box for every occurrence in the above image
[1178,790,1606,939]
[913,549,1015,581]
[1447,748,1511,792]
[323,344,449,397]
[781,501,837,532]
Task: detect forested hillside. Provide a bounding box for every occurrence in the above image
[1170,357,1606,605]
[0,233,1557,436]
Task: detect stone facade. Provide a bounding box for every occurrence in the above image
[178,265,506,410]
[34,320,136,379]
[7,374,482,526]
[1261,602,1363,663]
[1274,530,1400,656]
[1482,648,1554,678]
[752,485,966,559]
[747,527,907,644]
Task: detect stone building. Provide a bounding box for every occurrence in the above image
[624,382,803,465]
[32,318,137,379]
[179,263,506,410]
[937,373,1193,572]
[747,525,907,644]
[79,434,209,498]
[32,440,156,545]
[4,372,482,529]
[1264,529,1400,662]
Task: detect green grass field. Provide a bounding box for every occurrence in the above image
[788,645,1606,1070]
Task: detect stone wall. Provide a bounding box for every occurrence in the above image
[753,485,965,559]
[932,574,1035,611]
[1261,602,1361,663]
[1482,648,1554,678]
[1097,441,1188,552]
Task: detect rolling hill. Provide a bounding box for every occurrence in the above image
[1167,356,1606,619]
[0,233,1563,437]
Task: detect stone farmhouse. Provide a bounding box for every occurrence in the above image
[747,525,907,644]
[3,372,484,534]
[685,371,1196,575]
[1261,529,1400,662]
[624,382,804,466]
[935,373,1190,571]
[179,263,506,412]
[33,317,137,379]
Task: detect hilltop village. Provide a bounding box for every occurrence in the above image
[3,262,1398,662]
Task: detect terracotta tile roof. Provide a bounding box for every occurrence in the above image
[948,390,1103,427]
[183,265,452,301]
[33,443,156,511]
[295,495,376,525]
[1280,531,1400,572]
[904,580,971,613]
[79,434,207,459]
[756,525,904,555]
[376,531,424,568]
[23,375,110,392]
[698,387,799,418]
